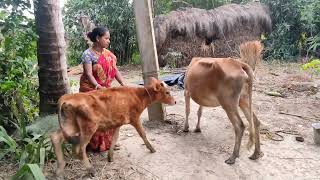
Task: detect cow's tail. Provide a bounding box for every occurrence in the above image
[239,41,263,72]
[241,63,255,150]
[58,100,80,145]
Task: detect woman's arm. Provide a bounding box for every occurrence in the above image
[83,63,102,89]
[115,68,125,86]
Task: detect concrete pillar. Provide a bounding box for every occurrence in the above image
[133,0,165,121]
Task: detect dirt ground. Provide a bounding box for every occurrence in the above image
[2,62,320,180]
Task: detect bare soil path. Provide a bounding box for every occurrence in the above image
[1,62,320,180]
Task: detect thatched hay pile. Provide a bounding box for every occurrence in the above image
[153,2,272,67]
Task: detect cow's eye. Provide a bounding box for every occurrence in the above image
[166,92,170,95]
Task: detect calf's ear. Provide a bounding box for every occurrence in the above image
[148,77,158,84]
[153,82,161,92]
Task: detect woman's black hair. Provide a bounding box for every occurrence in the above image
[87,27,109,42]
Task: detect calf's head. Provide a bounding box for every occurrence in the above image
[148,77,176,105]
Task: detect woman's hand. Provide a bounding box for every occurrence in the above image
[115,68,126,86]
[95,84,104,90]
[83,63,102,90]
[120,81,126,86]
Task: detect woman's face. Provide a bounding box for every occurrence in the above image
[97,31,110,48]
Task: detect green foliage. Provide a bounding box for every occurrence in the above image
[261,0,320,61]
[0,0,39,133]
[302,59,320,73]
[170,0,230,10]
[64,0,138,66]
[0,1,47,177]
[154,0,173,15]
[131,51,141,65]
[154,0,248,15]
[0,126,18,159]
[11,164,46,180]
[0,125,53,174]
[155,0,320,61]
[307,35,320,55]
[261,0,302,60]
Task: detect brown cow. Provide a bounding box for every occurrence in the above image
[50,77,176,177]
[183,41,263,164]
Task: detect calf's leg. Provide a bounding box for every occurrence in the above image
[50,130,66,176]
[239,98,263,160]
[72,144,81,159]
[108,127,120,162]
[79,134,95,176]
[78,120,97,177]
[194,106,203,132]
[248,112,263,160]
[183,90,191,132]
[131,120,156,153]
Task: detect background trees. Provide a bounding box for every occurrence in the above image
[0,0,38,133]
[64,0,320,66]
[64,0,137,66]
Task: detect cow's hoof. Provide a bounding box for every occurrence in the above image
[225,157,236,165]
[249,151,264,160]
[194,128,201,133]
[183,128,189,132]
[88,168,96,177]
[150,148,156,153]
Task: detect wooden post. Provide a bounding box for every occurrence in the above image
[133,0,165,121]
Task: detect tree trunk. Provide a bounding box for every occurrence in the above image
[35,0,69,115]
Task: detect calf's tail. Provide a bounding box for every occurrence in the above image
[239,41,263,71]
[58,100,80,144]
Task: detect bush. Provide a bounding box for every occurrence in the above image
[302,59,320,74]
[0,0,39,134]
[261,0,320,61]
[0,125,54,171]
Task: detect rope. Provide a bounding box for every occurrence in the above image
[260,128,301,141]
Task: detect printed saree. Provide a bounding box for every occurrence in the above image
[79,48,117,152]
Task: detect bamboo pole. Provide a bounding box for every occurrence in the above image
[133,0,165,121]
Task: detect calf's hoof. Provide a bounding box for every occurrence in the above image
[114,145,121,151]
[55,167,65,178]
[225,157,236,165]
[249,151,264,160]
[194,128,201,133]
[55,172,64,179]
[88,168,96,177]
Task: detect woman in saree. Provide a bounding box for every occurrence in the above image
[79,26,125,153]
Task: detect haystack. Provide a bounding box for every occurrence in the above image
[153,2,272,67]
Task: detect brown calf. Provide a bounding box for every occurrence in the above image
[183,41,263,164]
[50,77,176,177]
